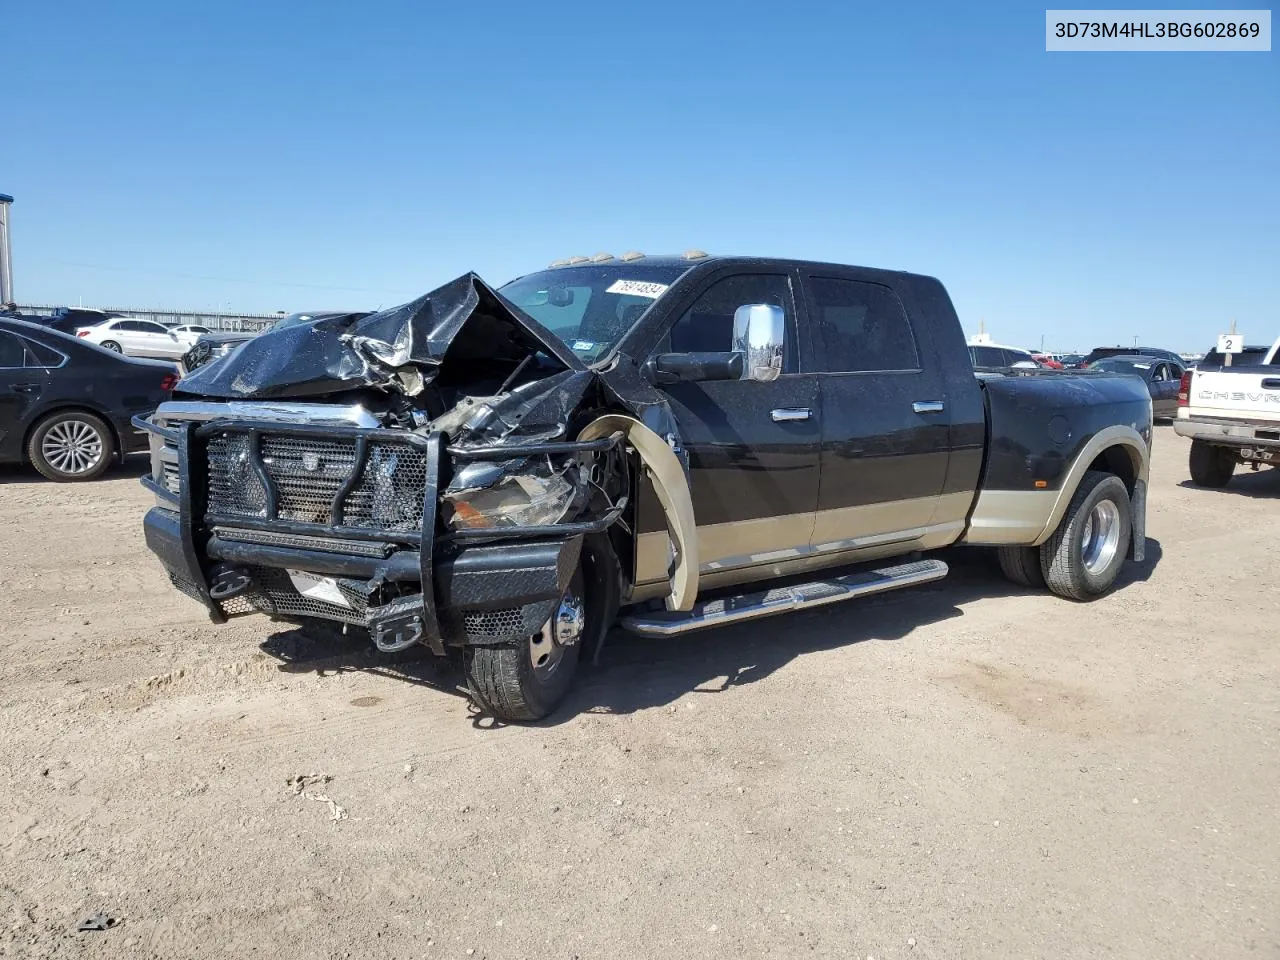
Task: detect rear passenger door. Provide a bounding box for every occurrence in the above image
[133,320,179,357]
[110,320,147,355]
[802,272,956,555]
[0,332,45,451]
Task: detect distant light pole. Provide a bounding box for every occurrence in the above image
[0,194,13,306]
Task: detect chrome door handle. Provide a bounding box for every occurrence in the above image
[912,401,945,414]
[771,407,812,423]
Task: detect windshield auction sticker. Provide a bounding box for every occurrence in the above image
[1046,10,1271,50]
[606,279,670,299]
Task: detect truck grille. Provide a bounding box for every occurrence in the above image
[204,432,429,535]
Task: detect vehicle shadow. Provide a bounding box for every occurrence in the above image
[1177,469,1280,499]
[259,622,468,699]
[554,539,1163,724]
[254,540,1163,726]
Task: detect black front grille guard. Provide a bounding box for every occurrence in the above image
[134,414,628,637]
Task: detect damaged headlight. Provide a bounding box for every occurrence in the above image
[443,456,585,530]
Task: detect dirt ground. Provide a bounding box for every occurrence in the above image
[1,426,1277,960]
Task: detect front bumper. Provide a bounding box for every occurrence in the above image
[145,505,583,651]
[136,411,624,652]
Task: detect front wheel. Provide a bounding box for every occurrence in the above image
[1041,470,1132,601]
[463,568,585,722]
[1188,440,1235,488]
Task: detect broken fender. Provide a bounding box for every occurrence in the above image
[578,414,698,612]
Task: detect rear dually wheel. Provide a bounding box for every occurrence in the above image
[1040,470,1132,601]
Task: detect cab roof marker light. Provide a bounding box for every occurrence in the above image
[682,248,709,260]
[619,251,645,261]
[548,258,569,267]
[589,252,614,262]
[566,256,590,265]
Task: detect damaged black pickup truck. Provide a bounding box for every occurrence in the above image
[137,255,1153,720]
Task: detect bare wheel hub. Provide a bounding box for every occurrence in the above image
[42,420,104,475]
[1081,499,1121,575]
[527,584,585,679]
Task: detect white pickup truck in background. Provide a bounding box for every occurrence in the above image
[1175,335,1280,487]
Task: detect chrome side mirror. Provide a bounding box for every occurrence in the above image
[732,304,784,383]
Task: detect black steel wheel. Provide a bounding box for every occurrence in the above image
[463,567,586,722]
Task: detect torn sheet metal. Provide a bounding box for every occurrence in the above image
[177,273,581,401]
[449,370,596,445]
[171,268,698,610]
[578,414,698,612]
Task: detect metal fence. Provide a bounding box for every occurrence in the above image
[14,304,282,332]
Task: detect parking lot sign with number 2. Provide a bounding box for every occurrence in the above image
[1218,333,1244,354]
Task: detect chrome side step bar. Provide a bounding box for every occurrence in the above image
[620,558,949,637]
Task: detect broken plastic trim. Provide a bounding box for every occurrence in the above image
[577,414,698,612]
[443,431,629,542]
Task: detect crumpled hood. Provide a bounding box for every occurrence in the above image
[177,273,583,400]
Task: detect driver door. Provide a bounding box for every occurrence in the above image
[636,270,821,587]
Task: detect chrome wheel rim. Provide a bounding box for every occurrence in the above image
[41,420,104,475]
[1081,499,1121,575]
[103,341,121,352]
[528,584,584,680]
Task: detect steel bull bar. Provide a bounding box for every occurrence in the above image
[133,414,627,652]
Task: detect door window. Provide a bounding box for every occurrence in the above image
[23,339,65,367]
[805,278,919,373]
[0,332,26,368]
[665,274,794,367]
[971,346,1004,368]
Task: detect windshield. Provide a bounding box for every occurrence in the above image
[1089,358,1150,375]
[499,264,691,362]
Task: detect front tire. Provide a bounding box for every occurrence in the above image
[1041,471,1132,601]
[27,411,115,482]
[1188,440,1235,488]
[464,568,585,722]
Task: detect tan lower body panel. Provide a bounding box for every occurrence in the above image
[631,492,971,601]
[960,489,1057,545]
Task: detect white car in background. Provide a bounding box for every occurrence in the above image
[168,324,212,348]
[75,317,189,359]
[966,340,1042,373]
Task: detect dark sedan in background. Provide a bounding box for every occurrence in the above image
[1086,354,1185,419]
[0,318,177,481]
[1077,345,1185,368]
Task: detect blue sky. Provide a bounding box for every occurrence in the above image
[4,0,1276,351]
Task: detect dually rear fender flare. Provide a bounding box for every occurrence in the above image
[1030,424,1149,558]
